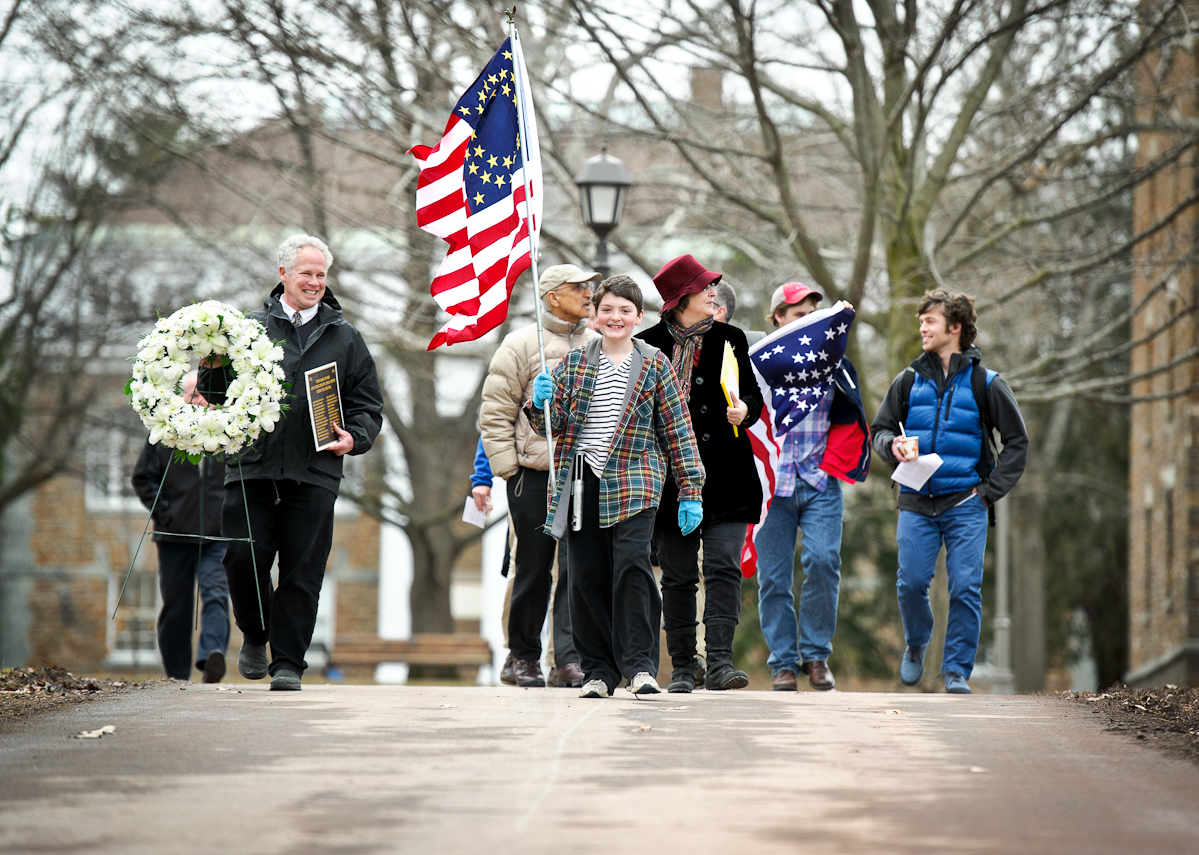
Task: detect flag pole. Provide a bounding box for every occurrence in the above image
[508,7,555,484]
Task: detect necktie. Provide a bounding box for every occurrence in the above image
[292,311,302,328]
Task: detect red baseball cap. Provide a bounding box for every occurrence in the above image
[769,282,823,315]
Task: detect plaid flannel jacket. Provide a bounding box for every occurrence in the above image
[527,337,705,538]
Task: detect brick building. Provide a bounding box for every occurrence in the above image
[1127,15,1199,687]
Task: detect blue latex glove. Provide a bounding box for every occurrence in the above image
[531,370,554,409]
[678,500,703,536]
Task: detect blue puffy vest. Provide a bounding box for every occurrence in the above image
[902,364,995,497]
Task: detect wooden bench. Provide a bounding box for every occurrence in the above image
[331,633,493,668]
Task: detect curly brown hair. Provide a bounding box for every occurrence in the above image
[917,289,977,350]
[593,274,643,314]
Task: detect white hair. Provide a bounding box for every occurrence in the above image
[277,234,333,273]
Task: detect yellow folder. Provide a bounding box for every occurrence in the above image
[720,341,740,437]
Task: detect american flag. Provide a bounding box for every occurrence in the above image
[408,35,542,350]
[740,301,856,577]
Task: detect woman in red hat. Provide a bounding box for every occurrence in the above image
[636,254,764,692]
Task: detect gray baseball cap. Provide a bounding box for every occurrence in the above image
[538,264,601,298]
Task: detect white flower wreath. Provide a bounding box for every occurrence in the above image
[127,301,287,459]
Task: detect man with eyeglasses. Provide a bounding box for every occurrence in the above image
[480,264,600,687]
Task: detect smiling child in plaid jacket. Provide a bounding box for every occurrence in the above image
[527,275,705,699]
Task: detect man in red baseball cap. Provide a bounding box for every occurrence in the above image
[768,281,823,321]
[755,281,870,693]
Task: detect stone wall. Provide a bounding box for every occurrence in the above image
[1128,20,1199,687]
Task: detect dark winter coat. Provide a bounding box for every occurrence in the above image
[200,283,384,495]
[131,443,225,544]
[636,320,764,528]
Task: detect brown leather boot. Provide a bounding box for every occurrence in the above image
[513,658,545,688]
[801,660,836,691]
[499,653,516,686]
[550,662,584,688]
[772,668,798,691]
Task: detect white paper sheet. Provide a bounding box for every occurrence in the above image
[890,453,944,491]
[461,496,488,529]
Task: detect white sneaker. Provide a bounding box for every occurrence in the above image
[579,679,610,698]
[629,672,661,695]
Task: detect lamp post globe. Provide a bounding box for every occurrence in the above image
[574,144,632,278]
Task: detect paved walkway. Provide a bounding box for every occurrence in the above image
[1,683,1197,853]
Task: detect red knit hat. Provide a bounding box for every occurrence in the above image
[652,254,722,312]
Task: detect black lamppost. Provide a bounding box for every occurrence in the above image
[574,144,632,278]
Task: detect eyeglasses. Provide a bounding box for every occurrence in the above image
[702,283,719,294]
[554,281,594,294]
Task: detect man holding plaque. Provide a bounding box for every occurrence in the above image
[636,255,762,693]
[201,234,383,691]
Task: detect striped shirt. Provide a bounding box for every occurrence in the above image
[578,352,632,475]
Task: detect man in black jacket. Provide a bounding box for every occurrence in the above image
[131,371,229,682]
[201,234,383,691]
[638,255,763,693]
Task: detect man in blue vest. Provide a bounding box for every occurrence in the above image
[871,289,1027,694]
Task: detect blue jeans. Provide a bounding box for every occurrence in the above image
[156,541,230,680]
[755,479,843,673]
[896,495,988,678]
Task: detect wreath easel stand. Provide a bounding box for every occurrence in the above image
[113,455,266,632]
[114,302,289,633]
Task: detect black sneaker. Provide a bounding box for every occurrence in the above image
[270,669,302,691]
[238,643,269,680]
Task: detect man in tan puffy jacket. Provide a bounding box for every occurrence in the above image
[481,264,599,687]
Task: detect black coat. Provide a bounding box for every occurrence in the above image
[131,443,225,544]
[636,321,764,527]
[200,283,384,494]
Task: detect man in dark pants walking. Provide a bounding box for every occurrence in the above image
[480,264,598,688]
[201,234,383,691]
[131,371,229,683]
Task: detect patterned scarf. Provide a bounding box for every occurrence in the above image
[666,315,714,401]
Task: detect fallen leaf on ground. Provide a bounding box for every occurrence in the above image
[74,725,116,739]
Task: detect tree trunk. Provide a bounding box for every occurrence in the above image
[406,523,456,634]
[1010,488,1047,691]
[884,218,935,376]
[1007,398,1071,691]
[391,117,483,632]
